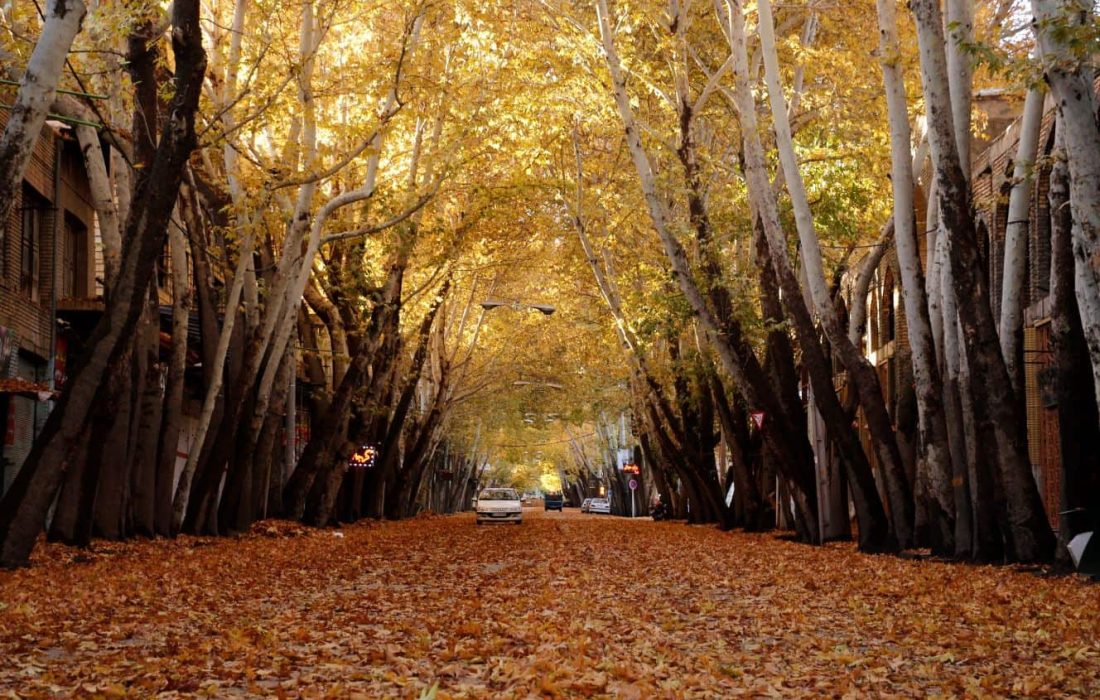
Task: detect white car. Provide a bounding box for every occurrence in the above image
[588,498,611,514]
[476,488,523,525]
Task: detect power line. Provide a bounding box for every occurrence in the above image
[493,431,597,448]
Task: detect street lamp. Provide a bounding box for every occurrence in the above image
[480,298,556,315]
[513,380,564,390]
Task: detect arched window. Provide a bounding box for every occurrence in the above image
[869,282,880,351]
[882,268,896,344]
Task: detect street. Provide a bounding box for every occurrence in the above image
[1,510,1098,697]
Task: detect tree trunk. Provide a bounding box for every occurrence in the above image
[72,120,121,288]
[755,226,893,551]
[45,424,92,544]
[92,353,135,540]
[911,0,1054,562]
[171,224,255,532]
[378,305,449,521]
[0,0,206,568]
[935,225,981,557]
[945,0,975,172]
[873,0,956,552]
[711,376,763,530]
[290,267,414,521]
[129,312,162,537]
[253,343,293,519]
[0,0,87,225]
[73,406,119,545]
[752,0,913,548]
[1030,0,1100,424]
[155,211,192,536]
[1048,128,1100,553]
[999,88,1045,396]
[595,0,818,541]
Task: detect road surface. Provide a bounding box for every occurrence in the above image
[1,509,1097,697]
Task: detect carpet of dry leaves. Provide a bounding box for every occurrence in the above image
[1,510,1098,698]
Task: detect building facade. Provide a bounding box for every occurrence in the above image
[845,88,1082,532]
[0,115,97,496]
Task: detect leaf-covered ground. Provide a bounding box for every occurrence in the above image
[1,510,1098,698]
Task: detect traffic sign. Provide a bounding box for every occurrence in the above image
[628,478,638,491]
[750,411,766,429]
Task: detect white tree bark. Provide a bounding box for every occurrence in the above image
[1030,0,1100,415]
[171,221,255,532]
[173,0,324,527]
[569,131,693,456]
[999,87,1045,393]
[594,0,819,540]
[248,14,425,440]
[945,0,974,172]
[216,0,261,334]
[72,121,121,289]
[926,179,945,364]
[873,0,956,545]
[110,147,132,240]
[938,227,964,403]
[848,224,893,348]
[0,0,87,223]
[912,0,1054,561]
[748,0,913,543]
[755,0,832,331]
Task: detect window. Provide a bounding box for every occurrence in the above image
[62,213,88,298]
[20,185,44,302]
[869,290,880,350]
[880,269,896,344]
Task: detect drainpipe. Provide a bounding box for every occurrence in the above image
[46,129,62,398]
[285,347,296,478]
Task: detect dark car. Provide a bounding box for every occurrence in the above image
[544,492,564,511]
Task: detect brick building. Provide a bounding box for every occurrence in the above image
[843,87,1085,532]
[970,90,1068,529]
[0,114,97,495]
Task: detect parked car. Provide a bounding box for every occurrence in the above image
[476,488,523,525]
[544,492,564,511]
[580,498,593,513]
[588,498,611,514]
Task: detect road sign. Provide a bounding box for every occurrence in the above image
[751,411,766,429]
[628,479,638,491]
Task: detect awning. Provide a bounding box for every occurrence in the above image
[0,377,57,400]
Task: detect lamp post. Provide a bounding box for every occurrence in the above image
[512,380,564,390]
[479,298,556,315]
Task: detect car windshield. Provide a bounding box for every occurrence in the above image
[480,489,518,501]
